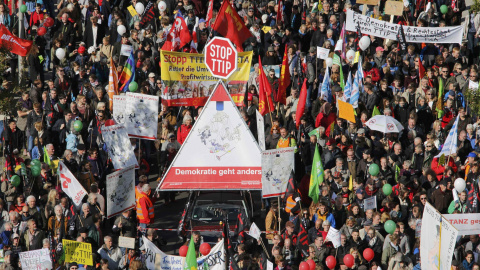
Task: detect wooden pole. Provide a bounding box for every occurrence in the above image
[277,196,281,236]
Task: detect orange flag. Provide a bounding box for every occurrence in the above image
[295,79,308,129]
[258,57,274,115]
[277,46,290,105]
[108,58,119,111]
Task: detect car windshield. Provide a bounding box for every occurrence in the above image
[191,201,242,223]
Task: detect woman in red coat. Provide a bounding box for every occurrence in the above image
[431,155,458,180]
[315,102,336,136]
[177,115,193,144]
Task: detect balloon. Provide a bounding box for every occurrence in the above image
[31,165,41,177]
[343,254,355,268]
[78,46,86,54]
[306,259,316,270]
[129,81,138,92]
[20,5,27,13]
[158,1,166,11]
[73,120,83,132]
[368,163,379,176]
[10,175,20,187]
[44,17,54,27]
[179,245,188,257]
[37,27,46,36]
[117,25,126,35]
[326,57,333,67]
[55,48,66,60]
[359,36,371,51]
[454,178,466,193]
[31,159,41,167]
[199,243,211,256]
[325,255,336,270]
[363,248,374,262]
[299,262,310,270]
[383,183,393,196]
[346,50,355,62]
[384,220,397,234]
[440,4,448,14]
[135,2,145,14]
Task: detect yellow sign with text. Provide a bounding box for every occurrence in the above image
[63,239,93,266]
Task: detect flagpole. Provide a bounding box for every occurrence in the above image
[277,196,281,236]
[18,0,23,85]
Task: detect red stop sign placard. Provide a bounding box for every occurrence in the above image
[204,37,238,80]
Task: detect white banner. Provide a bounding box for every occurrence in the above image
[346,9,463,44]
[106,165,136,219]
[124,92,159,140]
[19,248,52,270]
[421,202,458,270]
[256,110,265,152]
[444,213,480,235]
[143,236,225,270]
[102,123,138,170]
[364,196,377,210]
[325,227,341,248]
[261,148,295,198]
[59,161,87,206]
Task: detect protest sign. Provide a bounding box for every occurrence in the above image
[256,110,265,151]
[421,202,458,270]
[364,196,377,210]
[444,213,480,235]
[356,0,378,4]
[63,239,93,266]
[325,227,341,248]
[469,80,479,90]
[120,44,133,56]
[144,236,225,270]
[346,9,463,44]
[118,236,136,249]
[384,1,403,15]
[261,148,295,198]
[338,99,356,123]
[124,92,159,140]
[317,47,330,59]
[112,95,127,124]
[106,165,136,218]
[160,51,252,107]
[102,124,138,170]
[19,248,52,270]
[248,222,261,240]
[59,161,87,206]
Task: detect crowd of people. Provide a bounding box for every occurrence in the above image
[0,0,477,268]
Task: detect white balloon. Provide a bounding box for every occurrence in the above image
[135,2,145,14]
[359,36,371,51]
[454,178,466,193]
[346,50,356,62]
[117,25,126,35]
[158,1,166,12]
[55,48,66,60]
[326,57,333,67]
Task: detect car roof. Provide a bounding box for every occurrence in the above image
[194,191,244,202]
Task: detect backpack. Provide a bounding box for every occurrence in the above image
[66,133,78,153]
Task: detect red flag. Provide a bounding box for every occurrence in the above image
[211,0,253,52]
[295,79,307,129]
[418,58,425,79]
[0,25,32,56]
[277,0,283,25]
[190,29,198,53]
[162,12,192,51]
[258,57,274,115]
[206,0,214,26]
[277,46,290,105]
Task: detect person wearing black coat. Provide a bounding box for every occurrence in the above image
[83,16,105,48]
[3,120,25,154]
[54,13,76,51]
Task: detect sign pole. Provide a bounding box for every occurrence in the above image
[277,196,281,235]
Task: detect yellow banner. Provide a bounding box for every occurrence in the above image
[160,51,253,106]
[63,239,93,266]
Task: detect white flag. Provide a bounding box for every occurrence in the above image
[435,115,459,158]
[58,161,87,206]
[248,222,261,240]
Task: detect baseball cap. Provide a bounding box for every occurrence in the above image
[199,19,206,24]
[363,219,373,226]
[376,46,384,52]
[342,182,349,187]
[356,189,365,195]
[357,128,365,134]
[468,152,477,158]
[12,233,19,239]
[148,72,155,78]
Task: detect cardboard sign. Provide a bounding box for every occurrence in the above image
[119,236,136,249]
[356,0,379,5]
[384,1,404,16]
[19,248,52,270]
[63,239,93,266]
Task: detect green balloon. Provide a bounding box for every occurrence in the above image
[383,183,393,196]
[369,163,380,176]
[73,120,83,132]
[31,159,41,167]
[384,220,397,234]
[129,81,138,92]
[20,163,27,176]
[20,4,27,13]
[440,4,448,14]
[10,175,20,187]
[31,165,41,177]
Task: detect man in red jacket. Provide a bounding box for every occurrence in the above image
[137,184,154,231]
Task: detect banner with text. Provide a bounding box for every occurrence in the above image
[444,213,480,235]
[19,248,52,270]
[346,9,463,44]
[160,51,253,106]
[261,148,295,198]
[106,165,136,218]
[64,239,93,266]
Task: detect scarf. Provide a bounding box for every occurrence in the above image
[368,236,377,247]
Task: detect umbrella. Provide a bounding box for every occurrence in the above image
[365,115,404,133]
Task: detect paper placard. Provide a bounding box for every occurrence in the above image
[127,5,138,16]
[119,236,136,249]
[121,44,133,57]
[325,227,341,248]
[384,1,404,16]
[364,196,377,210]
[317,47,330,59]
[356,0,379,5]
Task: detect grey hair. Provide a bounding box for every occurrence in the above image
[182,115,193,124]
[42,238,50,246]
[142,184,151,193]
[26,195,36,203]
[82,203,89,210]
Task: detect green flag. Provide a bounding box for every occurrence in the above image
[394,164,401,183]
[308,127,320,139]
[184,236,198,270]
[333,54,344,90]
[309,145,324,203]
[372,106,381,117]
[436,78,444,118]
[43,146,53,168]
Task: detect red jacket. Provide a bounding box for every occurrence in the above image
[177,124,192,144]
[431,157,458,180]
[315,112,336,136]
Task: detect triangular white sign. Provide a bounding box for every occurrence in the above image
[158,80,262,190]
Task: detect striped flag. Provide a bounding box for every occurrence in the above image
[344,71,352,102]
[118,51,135,92]
[107,58,118,111]
[320,67,331,102]
[435,115,459,158]
[350,56,363,108]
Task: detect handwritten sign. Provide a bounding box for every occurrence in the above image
[325,227,341,248]
[119,236,135,249]
[19,248,52,270]
[364,196,377,210]
[317,47,330,59]
[63,239,93,266]
[384,1,404,16]
[356,0,379,5]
